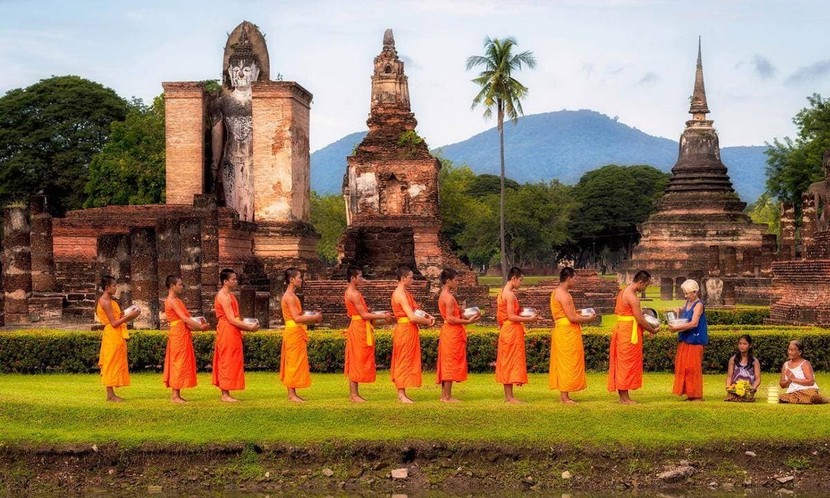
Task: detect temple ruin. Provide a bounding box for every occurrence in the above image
[622,40,776,306]
[1,21,321,328]
[769,150,830,326]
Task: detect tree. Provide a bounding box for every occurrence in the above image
[569,165,669,265]
[466,37,536,277]
[84,96,165,207]
[746,192,780,235]
[310,192,346,264]
[0,76,128,214]
[766,93,830,208]
[466,173,520,199]
[503,181,576,266]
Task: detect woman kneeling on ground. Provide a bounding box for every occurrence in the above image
[725,334,761,402]
[779,340,827,404]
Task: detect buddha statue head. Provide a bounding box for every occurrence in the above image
[226,29,261,89]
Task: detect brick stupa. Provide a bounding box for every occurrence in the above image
[623,40,773,304]
[338,29,477,289]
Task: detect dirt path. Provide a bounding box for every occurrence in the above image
[2,441,829,495]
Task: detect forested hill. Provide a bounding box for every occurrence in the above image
[310,110,768,202]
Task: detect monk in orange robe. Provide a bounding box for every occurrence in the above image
[344,266,392,402]
[213,268,259,402]
[97,275,139,402]
[436,268,480,402]
[163,275,209,403]
[496,267,539,403]
[280,267,322,403]
[391,265,434,403]
[549,267,596,404]
[607,270,659,404]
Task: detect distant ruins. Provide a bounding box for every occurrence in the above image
[769,150,830,326]
[622,40,777,306]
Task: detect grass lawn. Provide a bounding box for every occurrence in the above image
[3,371,829,449]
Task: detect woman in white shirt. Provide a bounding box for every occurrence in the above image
[779,340,827,404]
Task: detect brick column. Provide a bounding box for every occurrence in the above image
[801,192,817,258]
[723,281,737,306]
[780,202,796,260]
[740,248,758,277]
[760,234,777,276]
[3,206,32,324]
[195,195,219,324]
[155,217,181,326]
[163,82,205,205]
[129,227,159,329]
[96,234,131,309]
[660,277,673,301]
[707,245,721,276]
[674,276,686,300]
[179,217,203,314]
[723,246,738,276]
[29,195,56,292]
[250,81,313,224]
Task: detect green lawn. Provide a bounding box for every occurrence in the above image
[3,372,829,449]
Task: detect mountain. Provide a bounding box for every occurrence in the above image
[310,110,768,202]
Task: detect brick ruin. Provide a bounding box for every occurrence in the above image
[768,150,830,326]
[302,29,489,326]
[622,40,776,307]
[0,21,320,328]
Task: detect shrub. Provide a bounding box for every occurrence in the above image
[706,307,770,325]
[0,325,827,375]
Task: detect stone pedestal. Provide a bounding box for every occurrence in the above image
[163,82,205,205]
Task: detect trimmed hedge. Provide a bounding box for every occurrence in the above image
[0,325,827,375]
[705,307,770,325]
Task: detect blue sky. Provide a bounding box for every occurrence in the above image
[2,0,829,151]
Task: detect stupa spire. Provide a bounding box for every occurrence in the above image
[689,36,710,119]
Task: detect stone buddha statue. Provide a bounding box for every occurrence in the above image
[210,27,262,222]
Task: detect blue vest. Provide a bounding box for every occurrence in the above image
[678,300,708,346]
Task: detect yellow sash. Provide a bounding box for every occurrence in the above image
[350,315,375,347]
[397,317,410,324]
[169,319,182,327]
[617,316,638,345]
[285,319,307,331]
[555,317,571,326]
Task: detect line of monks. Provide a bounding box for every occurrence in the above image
[95,265,660,405]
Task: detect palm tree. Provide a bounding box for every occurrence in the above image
[466,37,536,279]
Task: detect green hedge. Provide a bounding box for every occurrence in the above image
[0,325,827,375]
[705,307,770,325]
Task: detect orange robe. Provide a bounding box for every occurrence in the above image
[436,294,468,383]
[495,291,528,386]
[97,301,130,388]
[607,291,643,392]
[344,292,376,383]
[673,342,704,398]
[163,297,198,390]
[212,293,245,391]
[390,290,422,389]
[549,293,586,392]
[280,293,311,389]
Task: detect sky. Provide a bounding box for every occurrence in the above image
[2,0,829,152]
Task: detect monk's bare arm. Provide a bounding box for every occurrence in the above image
[626,290,656,332]
[395,289,431,326]
[349,291,388,321]
[558,291,592,324]
[504,290,535,323]
[218,292,255,331]
[100,297,130,328]
[172,298,206,330]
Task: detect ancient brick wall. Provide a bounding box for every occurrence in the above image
[769,260,830,326]
[163,82,205,205]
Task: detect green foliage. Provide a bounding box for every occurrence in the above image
[704,307,770,325]
[466,173,520,198]
[569,164,670,261]
[1,324,823,375]
[397,130,424,158]
[765,93,830,208]
[0,76,128,214]
[310,191,346,264]
[84,96,166,207]
[503,180,576,265]
[745,192,781,235]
